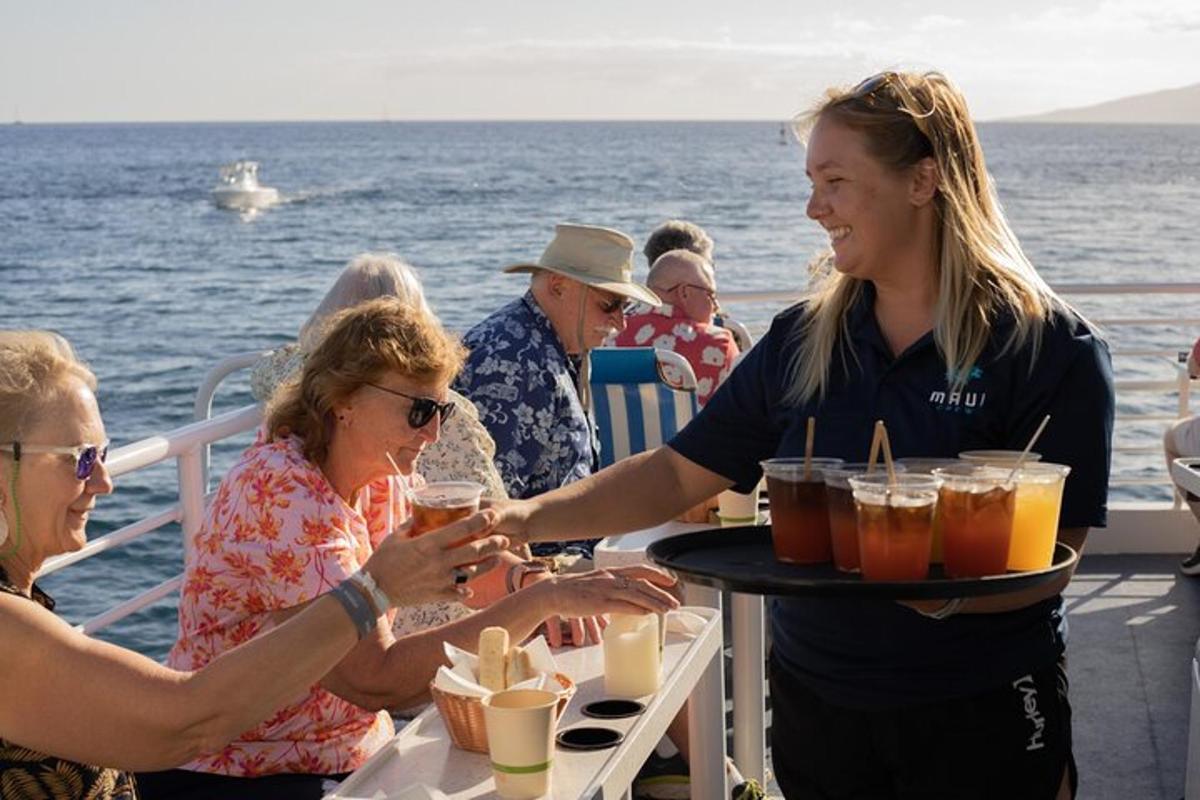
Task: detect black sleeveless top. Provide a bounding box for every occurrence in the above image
[0,565,138,799]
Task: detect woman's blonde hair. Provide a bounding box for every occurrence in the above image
[0,331,97,443]
[298,253,431,352]
[786,70,1074,404]
[266,297,466,465]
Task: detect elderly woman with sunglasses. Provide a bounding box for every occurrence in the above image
[136,297,678,800]
[249,253,606,649]
[494,72,1113,800]
[0,330,513,800]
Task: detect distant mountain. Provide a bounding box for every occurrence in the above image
[1010,82,1200,125]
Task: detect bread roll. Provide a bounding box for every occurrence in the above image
[505,645,535,686]
[477,627,510,692]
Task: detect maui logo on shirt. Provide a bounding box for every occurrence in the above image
[928,365,986,415]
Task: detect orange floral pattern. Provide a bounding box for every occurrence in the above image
[167,435,413,777]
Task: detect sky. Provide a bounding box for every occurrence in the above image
[2,0,1199,123]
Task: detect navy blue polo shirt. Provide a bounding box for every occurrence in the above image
[669,283,1114,709]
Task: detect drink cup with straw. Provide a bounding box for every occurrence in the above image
[1002,415,1072,570]
[761,417,843,563]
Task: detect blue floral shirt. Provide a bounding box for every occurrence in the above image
[455,291,598,504]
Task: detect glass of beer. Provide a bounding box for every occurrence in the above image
[823,463,906,573]
[761,457,844,563]
[1007,463,1071,570]
[932,466,1017,578]
[409,481,485,537]
[848,474,940,581]
[895,458,963,563]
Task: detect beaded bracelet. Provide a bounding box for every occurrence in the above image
[329,579,379,639]
[349,570,391,617]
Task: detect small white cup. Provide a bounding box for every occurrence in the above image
[482,689,558,799]
[717,487,760,526]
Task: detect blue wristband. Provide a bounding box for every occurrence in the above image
[330,580,378,639]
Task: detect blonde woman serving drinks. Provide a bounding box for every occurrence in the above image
[494,72,1113,799]
[0,330,512,800]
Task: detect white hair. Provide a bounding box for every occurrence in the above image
[298,253,431,351]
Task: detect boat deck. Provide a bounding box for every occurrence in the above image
[1068,554,1199,800]
[739,554,1200,799]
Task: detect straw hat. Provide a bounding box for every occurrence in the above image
[504,223,661,307]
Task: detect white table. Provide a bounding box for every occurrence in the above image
[325,606,723,800]
[1172,457,1200,497]
[593,523,768,787]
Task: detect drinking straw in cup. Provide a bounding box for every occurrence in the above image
[824,463,907,572]
[761,456,844,563]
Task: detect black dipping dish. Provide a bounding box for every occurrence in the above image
[556,727,624,751]
[581,699,645,720]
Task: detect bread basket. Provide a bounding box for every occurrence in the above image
[430,672,575,753]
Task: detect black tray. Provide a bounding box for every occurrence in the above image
[646,526,1077,599]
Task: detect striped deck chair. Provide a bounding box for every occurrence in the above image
[588,347,700,469]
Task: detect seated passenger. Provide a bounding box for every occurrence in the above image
[150,298,678,798]
[0,330,512,800]
[1165,334,1200,574]
[453,223,659,558]
[643,218,715,268]
[615,249,740,405]
[251,252,506,500]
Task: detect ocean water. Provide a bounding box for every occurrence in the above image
[1,120,1199,657]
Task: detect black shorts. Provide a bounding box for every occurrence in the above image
[135,767,352,800]
[768,653,1076,800]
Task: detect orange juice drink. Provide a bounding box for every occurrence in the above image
[410,481,485,537]
[896,458,962,562]
[933,466,1016,578]
[848,474,940,582]
[823,463,907,573]
[761,458,844,564]
[1007,463,1070,570]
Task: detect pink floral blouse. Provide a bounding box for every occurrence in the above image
[166,435,410,777]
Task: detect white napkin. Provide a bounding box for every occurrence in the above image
[666,609,707,636]
[432,635,560,698]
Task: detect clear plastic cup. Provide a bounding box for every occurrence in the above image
[848,474,940,581]
[823,463,907,573]
[932,466,1017,578]
[410,481,484,537]
[1007,463,1071,570]
[958,450,1042,466]
[761,457,844,563]
[894,458,963,563]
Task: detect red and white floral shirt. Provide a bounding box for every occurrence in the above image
[167,435,412,777]
[615,304,740,405]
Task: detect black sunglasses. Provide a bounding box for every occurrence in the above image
[848,71,936,136]
[363,382,456,429]
[598,295,638,316]
[0,441,110,480]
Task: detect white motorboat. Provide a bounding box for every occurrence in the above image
[211,160,280,210]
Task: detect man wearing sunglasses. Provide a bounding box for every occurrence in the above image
[615,249,740,406]
[454,224,659,559]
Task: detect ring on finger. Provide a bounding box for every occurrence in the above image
[453,567,470,586]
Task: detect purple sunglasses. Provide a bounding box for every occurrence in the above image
[0,441,110,480]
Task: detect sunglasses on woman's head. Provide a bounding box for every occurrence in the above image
[848,71,937,135]
[0,441,110,480]
[363,382,457,428]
